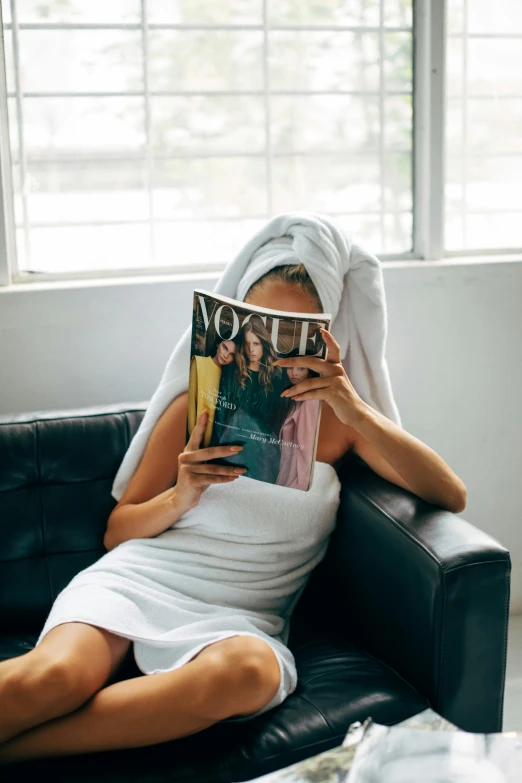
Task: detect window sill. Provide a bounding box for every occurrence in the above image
[1,253,521,295]
[0,267,223,294]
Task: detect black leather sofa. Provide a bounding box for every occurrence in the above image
[0,402,511,781]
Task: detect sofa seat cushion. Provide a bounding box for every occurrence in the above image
[0,628,428,782]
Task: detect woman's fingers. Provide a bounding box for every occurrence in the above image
[182,443,244,462]
[188,464,247,475]
[320,328,342,364]
[274,355,341,375]
[185,411,245,462]
[187,471,245,486]
[186,409,209,451]
[198,475,240,485]
[282,376,332,398]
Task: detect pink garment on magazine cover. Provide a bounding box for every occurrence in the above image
[276,400,320,491]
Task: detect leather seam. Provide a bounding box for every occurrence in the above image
[444,558,511,574]
[499,571,511,730]
[298,663,367,687]
[34,421,54,608]
[294,693,335,735]
[0,547,103,565]
[436,566,447,713]
[0,406,147,427]
[123,410,131,452]
[0,476,115,494]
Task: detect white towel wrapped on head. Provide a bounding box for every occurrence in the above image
[112,210,402,502]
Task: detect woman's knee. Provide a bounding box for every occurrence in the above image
[194,637,282,720]
[28,622,132,704]
[6,648,88,715]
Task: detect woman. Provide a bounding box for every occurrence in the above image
[275,351,321,491]
[0,264,467,766]
[210,318,291,483]
[187,336,237,447]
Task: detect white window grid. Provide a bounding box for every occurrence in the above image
[0,0,519,287]
[445,0,522,255]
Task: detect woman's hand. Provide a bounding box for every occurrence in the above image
[176,411,247,511]
[274,329,367,428]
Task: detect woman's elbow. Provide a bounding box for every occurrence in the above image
[103,525,118,551]
[104,506,124,550]
[448,481,467,514]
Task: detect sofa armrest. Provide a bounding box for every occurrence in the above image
[327,453,511,733]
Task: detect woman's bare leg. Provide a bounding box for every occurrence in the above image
[0,635,281,767]
[0,622,131,743]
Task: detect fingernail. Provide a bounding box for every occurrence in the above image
[230,446,243,451]
[234,467,246,473]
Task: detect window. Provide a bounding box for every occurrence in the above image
[0,0,413,279]
[445,0,522,252]
[0,1,520,285]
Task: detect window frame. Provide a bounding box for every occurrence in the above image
[0,0,519,288]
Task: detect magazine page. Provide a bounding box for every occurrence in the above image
[246,742,364,783]
[186,289,331,490]
[244,721,368,783]
[345,723,522,782]
[246,709,522,783]
[392,707,462,733]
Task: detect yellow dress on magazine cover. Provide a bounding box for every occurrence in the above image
[187,355,222,447]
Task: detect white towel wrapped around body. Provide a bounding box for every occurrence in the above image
[35,462,341,721]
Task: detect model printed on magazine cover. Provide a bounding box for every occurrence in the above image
[0,213,467,768]
[210,318,292,484]
[275,347,321,491]
[187,335,237,447]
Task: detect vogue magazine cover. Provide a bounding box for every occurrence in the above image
[186,288,332,491]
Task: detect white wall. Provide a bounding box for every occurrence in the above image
[1,258,521,612]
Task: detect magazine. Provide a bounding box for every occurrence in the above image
[346,722,522,782]
[246,708,522,783]
[186,288,332,491]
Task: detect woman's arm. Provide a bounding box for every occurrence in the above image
[104,393,192,551]
[104,488,190,552]
[350,405,467,513]
[104,395,246,551]
[276,330,467,514]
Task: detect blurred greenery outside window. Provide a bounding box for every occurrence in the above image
[0,0,520,279]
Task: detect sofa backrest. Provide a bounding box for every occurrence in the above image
[0,404,147,632]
